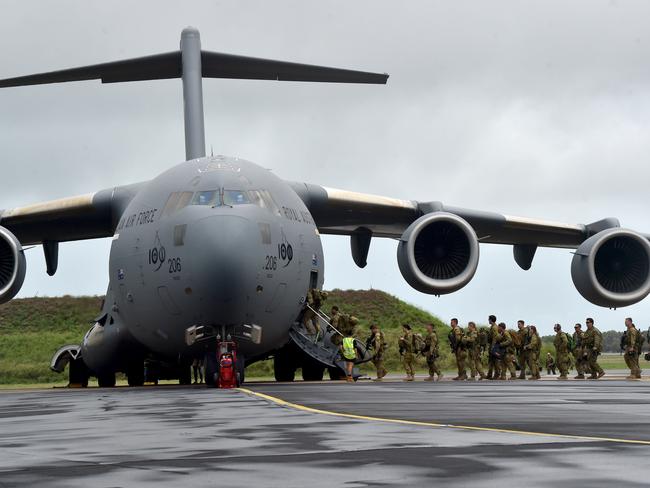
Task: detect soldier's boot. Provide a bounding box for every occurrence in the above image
[478,373,486,380]
[574,374,585,379]
[587,374,598,380]
[437,373,444,381]
[499,375,506,380]
[597,371,605,379]
[626,375,637,380]
[424,375,435,381]
[518,373,526,380]
[466,376,476,381]
[528,376,539,380]
[457,374,468,381]
[557,375,568,380]
[485,373,493,380]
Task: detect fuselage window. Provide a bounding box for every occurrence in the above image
[192,190,220,206]
[223,190,250,206]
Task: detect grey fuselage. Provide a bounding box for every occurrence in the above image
[81,156,323,373]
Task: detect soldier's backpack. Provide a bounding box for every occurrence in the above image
[413,333,426,354]
[636,329,645,351]
[478,327,490,351]
[565,332,575,352]
[510,330,523,349]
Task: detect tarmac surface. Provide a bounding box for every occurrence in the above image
[0,378,649,487]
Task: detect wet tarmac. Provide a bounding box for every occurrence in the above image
[0,380,648,487]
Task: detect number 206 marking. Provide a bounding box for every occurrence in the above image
[264,255,277,270]
[168,258,182,273]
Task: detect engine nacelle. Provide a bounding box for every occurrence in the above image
[571,228,650,307]
[397,212,479,295]
[0,226,26,304]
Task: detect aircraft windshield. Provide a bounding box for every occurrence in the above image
[223,190,250,206]
[192,190,220,206]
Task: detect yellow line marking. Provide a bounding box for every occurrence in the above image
[237,387,650,446]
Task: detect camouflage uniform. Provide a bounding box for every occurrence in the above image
[463,328,485,380]
[583,326,604,378]
[399,329,415,380]
[330,310,342,346]
[498,330,517,380]
[424,329,442,380]
[525,332,541,379]
[553,331,569,379]
[486,323,501,379]
[451,326,467,380]
[369,329,388,380]
[624,327,641,379]
[517,326,530,379]
[545,354,556,375]
[572,329,587,378]
[302,289,326,336]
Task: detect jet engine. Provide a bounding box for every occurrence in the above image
[571,228,650,307]
[397,212,479,295]
[0,226,26,304]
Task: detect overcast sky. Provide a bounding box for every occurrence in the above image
[2,0,650,335]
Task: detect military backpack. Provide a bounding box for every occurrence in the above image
[565,332,575,352]
[511,330,523,349]
[478,327,490,351]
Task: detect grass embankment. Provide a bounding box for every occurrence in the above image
[0,292,636,385]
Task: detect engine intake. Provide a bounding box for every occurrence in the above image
[0,226,26,304]
[571,228,650,307]
[397,212,479,295]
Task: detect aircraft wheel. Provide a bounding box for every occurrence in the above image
[302,360,324,381]
[178,365,192,385]
[328,367,346,381]
[127,361,145,387]
[274,354,296,382]
[97,372,116,388]
[69,358,89,388]
[204,353,218,388]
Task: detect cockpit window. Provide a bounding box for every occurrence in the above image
[192,190,220,206]
[162,191,194,217]
[249,189,281,215]
[223,190,250,206]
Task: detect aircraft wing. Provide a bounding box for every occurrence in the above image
[0,182,145,246]
[288,181,614,248]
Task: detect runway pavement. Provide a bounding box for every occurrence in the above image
[0,380,648,487]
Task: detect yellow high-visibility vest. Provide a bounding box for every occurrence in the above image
[342,337,356,360]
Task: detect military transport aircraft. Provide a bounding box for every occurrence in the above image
[1,28,649,387]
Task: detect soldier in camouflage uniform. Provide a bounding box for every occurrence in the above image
[302,289,327,339]
[516,320,530,380]
[449,318,467,381]
[329,306,342,346]
[399,324,415,381]
[424,323,443,381]
[368,324,388,381]
[623,318,641,380]
[463,321,485,380]
[486,315,501,380]
[572,323,586,379]
[583,317,605,379]
[497,322,517,380]
[524,325,541,380]
[553,323,569,380]
[545,352,556,375]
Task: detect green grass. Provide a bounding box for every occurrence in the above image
[0,291,638,385]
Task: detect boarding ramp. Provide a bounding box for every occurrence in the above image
[289,305,373,379]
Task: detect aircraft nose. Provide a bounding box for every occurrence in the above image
[192,215,258,324]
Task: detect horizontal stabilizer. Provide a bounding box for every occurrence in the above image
[0,51,388,88]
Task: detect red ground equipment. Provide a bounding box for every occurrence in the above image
[217,341,239,389]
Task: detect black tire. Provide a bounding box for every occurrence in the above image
[328,367,346,381]
[274,354,296,382]
[178,365,192,385]
[97,372,116,388]
[69,358,89,388]
[127,360,145,387]
[204,353,218,388]
[302,360,324,381]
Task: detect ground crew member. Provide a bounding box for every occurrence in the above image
[553,323,569,380]
[302,289,327,339]
[497,322,517,380]
[423,323,443,381]
[367,324,388,381]
[584,317,605,379]
[486,314,501,380]
[623,317,641,379]
[573,323,586,379]
[399,324,416,381]
[341,335,357,383]
[546,352,556,375]
[516,320,530,380]
[449,318,467,381]
[524,325,541,380]
[463,321,485,380]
